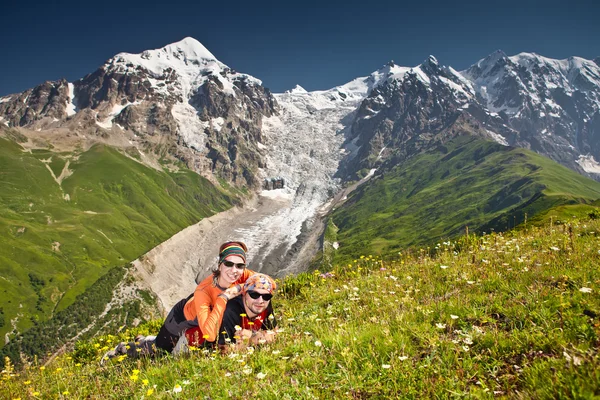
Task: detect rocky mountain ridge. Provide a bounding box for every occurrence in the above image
[1,40,600,264]
[340,52,600,181]
[0,37,276,188]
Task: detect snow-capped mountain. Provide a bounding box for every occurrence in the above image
[338,52,600,180]
[1,38,600,272]
[0,37,276,187]
[461,51,600,176]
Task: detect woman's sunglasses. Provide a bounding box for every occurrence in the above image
[222,260,246,270]
[247,291,273,301]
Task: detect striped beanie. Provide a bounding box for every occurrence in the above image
[243,273,277,294]
[218,241,248,265]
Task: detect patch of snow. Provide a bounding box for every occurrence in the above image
[171,102,207,151]
[288,85,308,94]
[96,101,140,129]
[577,154,600,173]
[66,83,78,116]
[486,130,509,146]
[438,76,472,99]
[0,96,11,104]
[413,67,431,85]
[212,117,225,132]
[365,168,377,178]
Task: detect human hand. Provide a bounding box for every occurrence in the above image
[239,329,253,340]
[222,284,242,300]
[262,330,276,343]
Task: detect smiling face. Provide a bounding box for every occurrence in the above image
[218,255,245,287]
[243,288,271,317]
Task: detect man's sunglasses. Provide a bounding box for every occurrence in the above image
[247,291,273,301]
[222,260,246,270]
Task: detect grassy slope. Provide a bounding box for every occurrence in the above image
[2,216,599,398]
[0,139,235,342]
[330,136,600,263]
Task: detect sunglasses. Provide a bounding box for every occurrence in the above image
[222,260,246,270]
[247,291,273,301]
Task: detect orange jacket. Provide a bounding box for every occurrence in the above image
[183,269,254,342]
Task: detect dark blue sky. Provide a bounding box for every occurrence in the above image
[1,0,598,96]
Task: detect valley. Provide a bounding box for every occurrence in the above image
[1,37,600,367]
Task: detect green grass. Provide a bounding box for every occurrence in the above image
[330,136,600,264]
[2,215,600,398]
[0,139,237,344]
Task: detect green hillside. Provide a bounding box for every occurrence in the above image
[330,136,600,262]
[2,214,599,398]
[0,138,236,343]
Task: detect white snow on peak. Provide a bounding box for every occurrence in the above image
[66,83,77,116]
[108,37,257,98]
[287,85,308,94]
[577,154,600,174]
[161,37,217,61]
[103,37,265,153]
[462,51,600,116]
[0,96,11,104]
[368,63,412,89]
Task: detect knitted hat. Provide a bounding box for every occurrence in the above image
[243,273,277,294]
[218,241,248,265]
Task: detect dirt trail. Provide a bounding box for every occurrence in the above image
[132,194,291,313]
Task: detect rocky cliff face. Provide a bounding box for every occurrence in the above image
[0,37,277,188]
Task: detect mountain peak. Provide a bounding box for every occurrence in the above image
[112,36,219,74]
[425,55,439,66]
[160,37,216,61]
[287,84,307,94]
[594,57,600,67]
